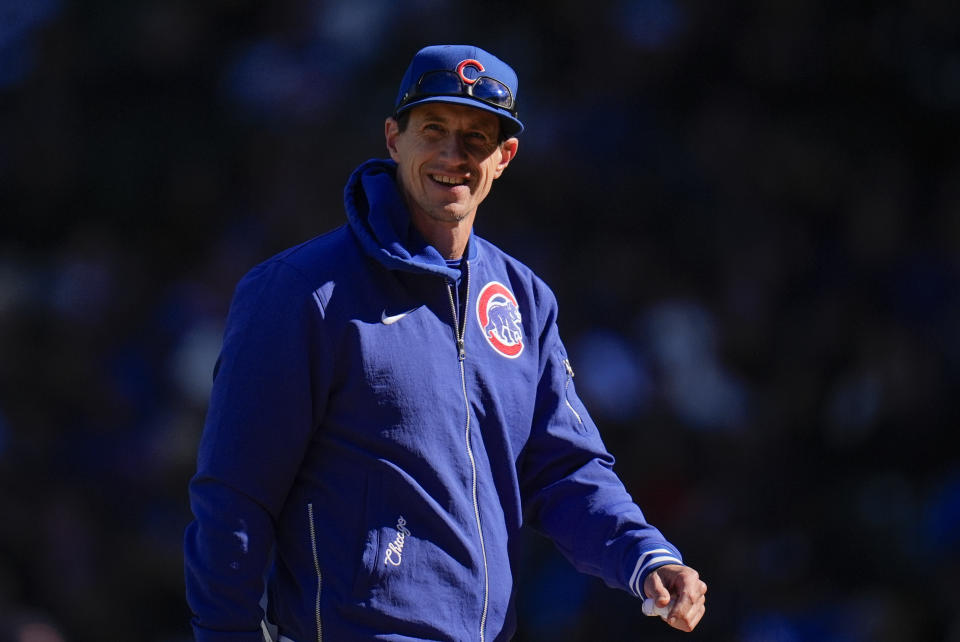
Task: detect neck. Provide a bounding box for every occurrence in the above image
[410,211,474,260]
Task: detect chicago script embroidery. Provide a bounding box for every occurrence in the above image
[384,516,410,566]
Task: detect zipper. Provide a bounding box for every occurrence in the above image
[562,358,584,426]
[307,503,323,642]
[447,264,469,363]
[445,261,489,642]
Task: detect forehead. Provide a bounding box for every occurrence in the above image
[408,102,501,133]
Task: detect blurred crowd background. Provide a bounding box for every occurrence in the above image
[2,1,959,640]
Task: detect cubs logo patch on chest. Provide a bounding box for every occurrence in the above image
[476,281,524,358]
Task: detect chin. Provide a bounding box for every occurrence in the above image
[436,205,471,223]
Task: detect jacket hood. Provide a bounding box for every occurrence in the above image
[344,158,477,281]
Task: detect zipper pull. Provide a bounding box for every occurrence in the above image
[457,338,466,361]
[563,358,575,377]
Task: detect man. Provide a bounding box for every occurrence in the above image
[184,44,707,641]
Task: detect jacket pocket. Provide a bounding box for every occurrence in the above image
[306,502,323,642]
[560,353,586,431]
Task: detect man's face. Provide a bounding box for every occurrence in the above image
[385,103,518,229]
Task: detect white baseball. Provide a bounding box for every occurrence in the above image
[642,598,672,619]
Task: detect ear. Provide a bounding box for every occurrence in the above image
[493,137,519,179]
[385,117,402,162]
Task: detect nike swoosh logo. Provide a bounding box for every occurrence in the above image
[381,308,419,325]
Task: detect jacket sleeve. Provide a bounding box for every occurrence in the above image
[184,260,331,641]
[519,288,683,600]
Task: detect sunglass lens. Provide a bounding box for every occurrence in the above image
[417,71,463,96]
[472,78,513,109]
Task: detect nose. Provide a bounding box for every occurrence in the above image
[439,131,470,163]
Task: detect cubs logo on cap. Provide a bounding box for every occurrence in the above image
[456,59,484,84]
[476,281,524,358]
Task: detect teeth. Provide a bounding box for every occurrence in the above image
[432,174,466,185]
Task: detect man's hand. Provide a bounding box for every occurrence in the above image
[642,564,707,632]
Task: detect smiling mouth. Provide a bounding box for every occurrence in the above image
[430,174,468,186]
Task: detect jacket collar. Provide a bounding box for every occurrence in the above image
[344,158,478,281]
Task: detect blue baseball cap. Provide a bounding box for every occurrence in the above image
[394,45,524,137]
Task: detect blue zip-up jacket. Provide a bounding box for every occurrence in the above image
[184,159,683,641]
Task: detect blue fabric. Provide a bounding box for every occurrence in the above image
[184,158,682,641]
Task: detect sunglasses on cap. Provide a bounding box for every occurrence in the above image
[397,69,517,116]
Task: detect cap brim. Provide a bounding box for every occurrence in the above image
[395,95,524,137]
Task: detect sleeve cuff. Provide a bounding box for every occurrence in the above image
[627,548,683,599]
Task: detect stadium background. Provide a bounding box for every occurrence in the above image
[1,1,958,640]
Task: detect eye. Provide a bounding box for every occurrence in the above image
[465,132,498,155]
[465,131,494,147]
